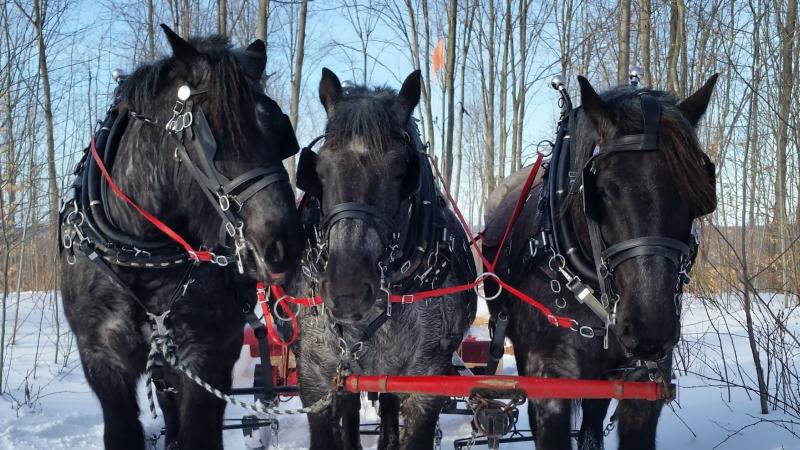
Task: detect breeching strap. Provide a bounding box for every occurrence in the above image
[89,137,213,262]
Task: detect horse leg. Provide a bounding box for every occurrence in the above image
[399,394,443,450]
[578,399,611,450]
[377,393,400,450]
[301,368,343,450]
[339,393,363,450]
[530,398,573,450]
[519,353,574,450]
[173,346,236,450]
[156,387,180,449]
[615,399,662,450]
[81,348,145,450]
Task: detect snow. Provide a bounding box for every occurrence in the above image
[1,292,798,449]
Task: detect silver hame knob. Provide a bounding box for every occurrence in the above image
[111,68,126,82]
[629,66,644,86]
[550,75,566,91]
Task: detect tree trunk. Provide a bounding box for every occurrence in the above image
[32,0,58,251]
[217,0,227,35]
[512,0,529,173]
[257,0,270,73]
[442,0,458,189]
[497,0,511,180]
[454,0,476,202]
[288,0,308,184]
[774,0,796,227]
[404,0,435,156]
[667,0,685,94]
[479,0,497,191]
[146,0,156,59]
[638,0,651,83]
[181,0,190,37]
[617,0,631,84]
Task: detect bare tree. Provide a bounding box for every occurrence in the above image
[617,0,631,84]
[638,0,651,82]
[288,0,309,184]
[442,0,458,188]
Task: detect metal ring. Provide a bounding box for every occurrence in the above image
[213,254,229,266]
[66,253,76,265]
[555,297,567,309]
[550,279,562,294]
[579,326,596,338]
[548,254,565,271]
[273,295,293,322]
[474,272,502,301]
[219,195,231,211]
[570,319,579,331]
[62,233,73,249]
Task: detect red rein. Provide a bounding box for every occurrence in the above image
[90,137,213,262]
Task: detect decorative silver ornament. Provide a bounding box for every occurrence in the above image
[550,75,566,91]
[177,85,191,101]
[111,68,125,82]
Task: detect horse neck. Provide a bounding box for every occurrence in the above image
[108,123,219,244]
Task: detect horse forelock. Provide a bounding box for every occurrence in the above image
[119,35,258,155]
[324,86,406,173]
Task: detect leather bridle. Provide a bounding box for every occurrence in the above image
[531,86,699,346]
[297,125,449,295]
[60,84,292,274]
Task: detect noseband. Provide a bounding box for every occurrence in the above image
[531,87,699,346]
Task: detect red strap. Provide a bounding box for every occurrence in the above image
[490,153,544,269]
[425,153,573,328]
[257,282,299,346]
[89,136,212,262]
[269,284,322,307]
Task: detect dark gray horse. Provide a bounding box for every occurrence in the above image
[60,27,302,449]
[287,68,477,450]
[482,75,718,450]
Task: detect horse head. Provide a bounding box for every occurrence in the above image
[296,69,422,324]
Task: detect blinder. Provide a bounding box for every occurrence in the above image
[296,145,322,198]
[255,93,300,160]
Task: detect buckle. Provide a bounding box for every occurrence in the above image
[400,294,415,304]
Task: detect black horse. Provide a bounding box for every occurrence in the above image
[60,27,301,449]
[286,69,477,450]
[482,74,718,450]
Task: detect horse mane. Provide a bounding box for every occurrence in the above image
[572,85,716,217]
[118,35,257,149]
[324,85,406,171]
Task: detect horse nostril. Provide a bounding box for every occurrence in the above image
[618,322,639,350]
[266,240,286,266]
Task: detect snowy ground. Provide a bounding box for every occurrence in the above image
[0,291,798,449]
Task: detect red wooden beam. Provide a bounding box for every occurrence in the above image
[344,375,669,401]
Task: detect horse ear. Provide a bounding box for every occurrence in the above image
[161,24,200,63]
[396,70,422,123]
[319,68,342,114]
[242,40,267,79]
[578,76,614,133]
[296,147,322,198]
[678,73,719,127]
